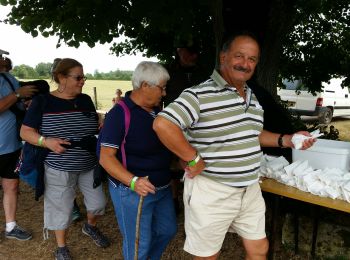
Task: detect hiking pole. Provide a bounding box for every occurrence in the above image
[134,176,148,260]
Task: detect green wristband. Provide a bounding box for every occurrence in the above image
[130,176,139,191]
[187,153,201,167]
[38,136,45,147]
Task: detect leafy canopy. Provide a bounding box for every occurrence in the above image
[280,0,350,92]
[1,0,349,93]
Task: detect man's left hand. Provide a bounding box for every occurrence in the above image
[284,131,316,150]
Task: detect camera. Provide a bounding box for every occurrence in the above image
[19,80,50,100]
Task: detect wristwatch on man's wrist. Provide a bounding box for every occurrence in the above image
[278,134,285,148]
[187,153,201,167]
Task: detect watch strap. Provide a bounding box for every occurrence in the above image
[278,134,285,147]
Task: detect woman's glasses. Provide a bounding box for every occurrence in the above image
[67,74,87,81]
[154,84,166,92]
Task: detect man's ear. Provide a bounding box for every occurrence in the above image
[219,51,225,66]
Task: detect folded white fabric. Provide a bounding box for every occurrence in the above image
[261,152,350,202]
[318,168,344,186]
[259,155,289,179]
[293,160,312,176]
[291,129,323,150]
[308,180,324,195]
[341,180,350,202]
[324,186,340,199]
[267,156,289,171]
[284,160,303,176]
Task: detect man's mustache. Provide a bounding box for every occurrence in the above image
[233,65,251,73]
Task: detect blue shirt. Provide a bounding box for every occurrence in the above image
[99,92,172,187]
[0,73,22,155]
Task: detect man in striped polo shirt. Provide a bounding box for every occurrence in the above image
[153,33,315,260]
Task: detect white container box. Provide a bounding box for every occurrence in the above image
[292,139,350,171]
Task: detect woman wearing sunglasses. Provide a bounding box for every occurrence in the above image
[20,58,109,260]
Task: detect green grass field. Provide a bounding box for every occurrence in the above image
[46,79,133,112]
[82,80,132,111]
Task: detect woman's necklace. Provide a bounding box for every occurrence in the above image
[54,90,78,109]
[66,98,78,109]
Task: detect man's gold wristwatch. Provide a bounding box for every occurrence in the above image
[187,153,201,167]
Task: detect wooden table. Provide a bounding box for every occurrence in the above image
[260,178,350,259]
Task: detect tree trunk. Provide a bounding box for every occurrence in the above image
[210,0,224,69]
[257,0,297,98]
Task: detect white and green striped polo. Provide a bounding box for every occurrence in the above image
[159,70,264,187]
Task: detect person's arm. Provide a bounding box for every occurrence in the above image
[99,146,155,196]
[153,116,205,178]
[20,125,71,154]
[19,95,70,154]
[259,130,315,150]
[0,91,18,113]
[0,84,38,113]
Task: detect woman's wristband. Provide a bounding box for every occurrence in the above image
[38,136,45,147]
[130,176,139,191]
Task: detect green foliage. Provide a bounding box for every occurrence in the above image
[1,0,349,94]
[279,98,342,140]
[319,125,340,140]
[1,0,214,65]
[10,62,132,80]
[279,0,350,93]
[279,99,308,132]
[12,64,38,79]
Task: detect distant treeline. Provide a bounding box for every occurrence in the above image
[12,62,133,80]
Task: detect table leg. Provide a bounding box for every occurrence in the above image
[268,195,281,260]
[311,206,320,258]
[294,211,299,254]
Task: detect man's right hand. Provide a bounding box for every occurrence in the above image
[16,85,38,99]
[185,158,206,178]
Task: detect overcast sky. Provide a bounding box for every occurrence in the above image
[0,6,157,73]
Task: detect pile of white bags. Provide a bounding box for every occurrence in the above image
[260,155,350,202]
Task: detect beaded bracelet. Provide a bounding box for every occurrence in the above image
[130,176,139,191]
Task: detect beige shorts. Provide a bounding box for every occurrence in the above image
[183,175,266,257]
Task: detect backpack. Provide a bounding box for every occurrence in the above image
[18,94,48,189]
[96,99,131,174]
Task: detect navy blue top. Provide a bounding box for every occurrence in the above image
[23,93,99,172]
[98,91,172,187]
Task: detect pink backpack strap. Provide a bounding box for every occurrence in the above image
[118,100,131,168]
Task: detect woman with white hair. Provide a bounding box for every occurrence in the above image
[99,61,177,260]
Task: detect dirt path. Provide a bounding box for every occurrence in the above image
[0,182,349,259]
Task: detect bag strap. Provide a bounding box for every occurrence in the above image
[118,99,131,168]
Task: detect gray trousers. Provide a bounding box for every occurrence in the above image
[44,165,106,230]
